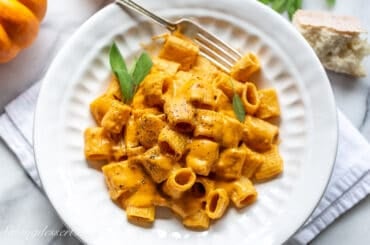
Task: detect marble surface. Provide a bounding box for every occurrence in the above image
[0,0,369,244]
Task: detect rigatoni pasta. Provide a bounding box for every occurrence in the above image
[254,145,284,181]
[186,139,219,176]
[241,82,260,115]
[102,161,146,200]
[101,100,131,134]
[89,96,113,124]
[141,72,169,107]
[136,113,165,148]
[84,127,112,161]
[159,34,199,70]
[162,168,196,199]
[214,146,247,180]
[84,33,283,229]
[226,177,258,208]
[243,115,279,152]
[126,206,156,225]
[230,52,260,82]
[205,189,230,219]
[136,145,173,183]
[182,210,210,230]
[163,97,195,133]
[255,88,281,119]
[158,126,189,160]
[187,78,217,109]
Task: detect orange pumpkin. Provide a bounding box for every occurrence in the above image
[0,0,47,63]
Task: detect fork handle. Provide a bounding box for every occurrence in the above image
[115,0,177,32]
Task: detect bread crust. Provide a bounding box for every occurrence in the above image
[293,10,366,35]
[293,10,370,77]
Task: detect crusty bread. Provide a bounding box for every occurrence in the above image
[293,10,370,77]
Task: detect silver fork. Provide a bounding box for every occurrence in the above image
[116,0,242,72]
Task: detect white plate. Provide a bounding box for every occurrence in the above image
[34,1,338,244]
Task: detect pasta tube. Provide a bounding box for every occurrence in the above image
[190,177,215,199]
[170,177,210,221]
[170,192,204,219]
[194,109,224,142]
[126,206,155,225]
[123,176,157,208]
[158,126,189,160]
[137,145,174,183]
[229,177,257,208]
[230,52,260,82]
[214,71,244,99]
[182,210,210,230]
[102,161,145,200]
[84,127,112,161]
[101,100,131,134]
[213,90,235,118]
[241,82,260,115]
[241,144,265,178]
[186,139,219,176]
[221,116,244,148]
[187,78,216,110]
[89,96,113,125]
[205,189,230,219]
[159,34,199,70]
[254,145,284,181]
[243,116,279,152]
[141,72,169,107]
[213,146,247,180]
[136,113,166,148]
[162,168,196,199]
[255,88,281,119]
[164,97,195,133]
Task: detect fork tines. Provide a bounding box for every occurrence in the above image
[193,27,242,72]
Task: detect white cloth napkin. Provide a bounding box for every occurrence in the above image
[1,78,370,245]
[0,1,369,244]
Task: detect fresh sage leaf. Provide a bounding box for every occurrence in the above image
[258,0,273,4]
[132,52,153,86]
[116,70,134,103]
[295,0,302,8]
[109,42,128,75]
[129,57,138,76]
[232,94,246,122]
[326,0,335,7]
[287,0,298,20]
[109,43,153,104]
[272,0,288,13]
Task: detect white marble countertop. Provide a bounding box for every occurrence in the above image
[0,0,369,244]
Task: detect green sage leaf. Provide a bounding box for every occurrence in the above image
[132,52,153,86]
[326,0,336,7]
[109,42,128,75]
[272,0,288,13]
[232,94,246,122]
[109,43,153,104]
[116,70,134,103]
[258,0,273,4]
[287,0,298,20]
